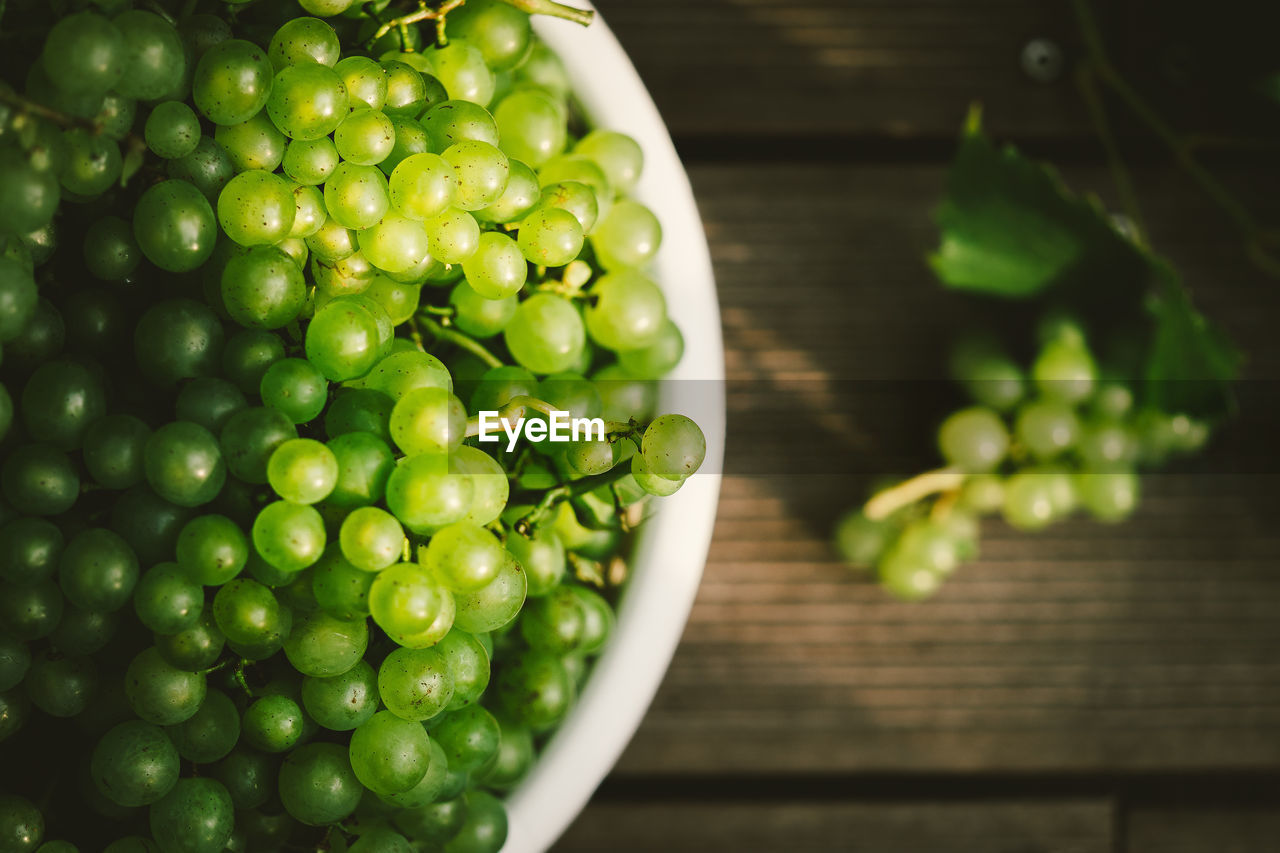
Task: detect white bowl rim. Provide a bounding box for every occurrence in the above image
[503,5,726,852]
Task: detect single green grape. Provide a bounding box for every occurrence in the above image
[1032,337,1097,404]
[377,647,454,722]
[23,649,96,718]
[217,170,296,247]
[260,357,329,425]
[132,180,217,272]
[357,213,431,275]
[422,523,504,593]
[1001,471,1058,531]
[20,358,106,451]
[642,414,706,480]
[279,742,363,826]
[381,59,429,117]
[422,40,494,106]
[253,499,327,571]
[1015,400,1079,460]
[175,378,247,434]
[83,216,140,281]
[149,778,234,853]
[305,298,385,381]
[40,12,126,95]
[124,647,207,725]
[193,39,273,126]
[584,270,667,351]
[450,283,517,338]
[168,689,240,764]
[949,336,1026,412]
[494,650,572,732]
[349,710,433,795]
[339,506,405,573]
[133,563,202,634]
[302,659,379,731]
[268,16,341,68]
[494,89,566,168]
[145,101,201,159]
[91,721,180,807]
[422,99,499,150]
[113,10,186,101]
[389,153,457,221]
[167,136,237,202]
[335,108,396,166]
[221,245,306,329]
[336,56,388,110]
[1077,470,1140,522]
[283,136,341,185]
[937,406,1009,473]
[214,110,287,172]
[503,293,585,375]
[517,206,583,267]
[324,162,390,230]
[424,206,481,265]
[144,421,226,508]
[575,129,644,194]
[532,180,598,233]
[242,694,306,753]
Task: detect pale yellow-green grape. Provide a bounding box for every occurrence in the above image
[324,163,390,230]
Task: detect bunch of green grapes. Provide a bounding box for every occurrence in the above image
[0,2,707,851]
[834,315,1210,600]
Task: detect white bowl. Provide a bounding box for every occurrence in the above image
[502,6,726,852]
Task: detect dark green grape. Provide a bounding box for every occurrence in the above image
[114,10,186,100]
[60,129,121,196]
[18,359,104,450]
[0,517,63,587]
[125,647,207,725]
[24,650,95,717]
[149,778,234,853]
[377,645,454,722]
[260,358,328,425]
[0,794,44,852]
[83,216,140,281]
[222,328,286,393]
[176,378,248,434]
[211,747,275,810]
[1,444,78,516]
[474,715,533,791]
[214,112,286,172]
[0,633,30,692]
[283,609,368,678]
[0,152,59,239]
[154,607,224,671]
[443,790,507,853]
[193,39,273,126]
[82,415,151,490]
[221,245,307,329]
[432,705,499,774]
[134,298,225,388]
[220,406,298,484]
[58,528,138,613]
[392,795,467,845]
[167,137,237,203]
[494,649,571,732]
[168,688,239,763]
[145,101,201,160]
[212,578,284,650]
[278,742,363,826]
[132,180,218,273]
[109,485,193,567]
[133,563,203,634]
[242,694,306,753]
[349,709,432,795]
[144,421,227,508]
[40,11,126,95]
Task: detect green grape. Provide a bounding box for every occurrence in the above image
[381,59,429,117]
[155,608,225,671]
[366,275,423,324]
[217,170,296,247]
[642,413,706,479]
[300,0,357,14]
[585,270,666,350]
[279,743,363,826]
[388,388,465,457]
[950,336,1025,412]
[1077,471,1139,522]
[877,544,942,601]
[519,585,585,654]
[937,406,1009,473]
[1033,337,1097,404]
[504,293,585,374]
[1091,382,1134,421]
[307,218,358,262]
[422,100,499,150]
[222,245,306,329]
[269,16,341,68]
[591,199,661,270]
[132,179,219,274]
[145,101,201,159]
[212,578,285,649]
[167,136,237,202]
[424,206,481,264]
[517,206,583,267]
[323,434,393,511]
[506,530,565,597]
[568,584,613,654]
[253,500,327,571]
[325,387,394,442]
[630,453,683,496]
[40,12,126,95]
[0,258,37,343]
[302,659,379,731]
[834,510,896,568]
[389,153,457,220]
[349,827,414,852]
[454,445,509,527]
[113,11,186,100]
[335,108,396,166]
[324,162,390,230]
[367,561,446,636]
[895,519,961,577]
[57,527,138,613]
[385,454,474,533]
[0,633,29,692]
[134,298,224,388]
[220,406,298,484]
[92,721,180,807]
[284,609,368,679]
[349,710,433,795]
[260,357,328,425]
[392,795,467,846]
[422,41,495,106]
[959,473,1005,514]
[95,91,137,141]
[469,363,536,415]
[222,329,285,394]
[476,159,541,224]
[267,438,338,505]
[20,359,106,450]
[1001,471,1058,531]
[575,129,643,194]
[125,647,207,725]
[193,39,274,126]
[311,547,375,620]
[357,213,431,274]
[214,111,286,171]
[305,298,384,381]
[474,716,533,791]
[133,563,202,634]
[83,216,140,281]
[149,778,234,853]
[242,694,306,753]
[1014,400,1079,460]
[335,506,402,573]
[618,319,683,379]
[379,115,431,176]
[23,650,95,717]
[450,283,517,338]
[144,421,226,508]
[495,649,571,732]
[289,182,328,237]
[168,689,239,763]
[539,154,610,204]
[423,523,504,593]
[0,152,59,238]
[1078,421,1138,471]
[109,484,192,568]
[336,56,388,109]
[449,0,532,70]
[452,550,526,635]
[460,232,526,299]
[1,444,78,516]
[531,180,597,232]
[209,748,272,812]
[433,705,500,774]
[283,136,340,185]
[0,689,28,743]
[377,647,454,722]
[0,579,63,641]
[493,89,565,167]
[442,140,510,211]
[1033,465,1078,517]
[176,378,247,434]
[436,628,490,710]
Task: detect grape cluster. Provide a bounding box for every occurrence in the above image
[0,2,706,851]
[835,315,1210,600]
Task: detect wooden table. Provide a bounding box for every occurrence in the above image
[555,1,1280,850]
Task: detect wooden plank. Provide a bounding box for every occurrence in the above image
[555,799,1114,852]
[1127,807,1280,853]
[594,0,1088,139]
[608,162,1280,774]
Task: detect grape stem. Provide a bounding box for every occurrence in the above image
[497,0,594,26]
[416,312,504,368]
[863,467,966,521]
[512,463,635,534]
[0,88,99,133]
[368,0,468,48]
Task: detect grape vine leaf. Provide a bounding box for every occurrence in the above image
[1143,260,1242,418]
[929,108,1148,298]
